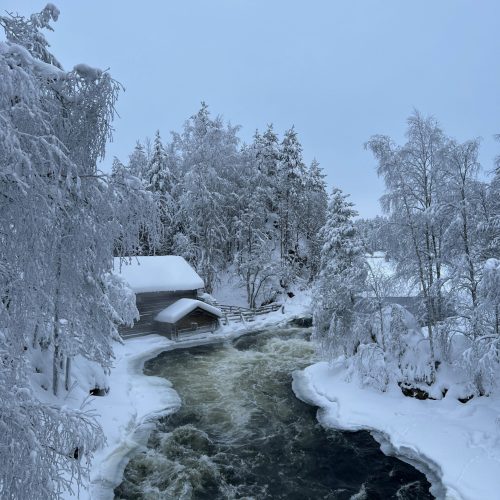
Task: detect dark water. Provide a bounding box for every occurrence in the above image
[115,327,432,499]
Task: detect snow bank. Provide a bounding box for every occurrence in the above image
[65,335,180,500]
[113,256,204,293]
[155,298,222,323]
[293,361,500,500]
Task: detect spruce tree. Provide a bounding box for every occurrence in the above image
[313,188,367,359]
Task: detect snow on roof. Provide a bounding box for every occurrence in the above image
[113,256,204,293]
[154,299,222,324]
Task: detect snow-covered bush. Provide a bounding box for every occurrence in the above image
[351,304,433,391]
[457,259,500,395]
[353,343,389,391]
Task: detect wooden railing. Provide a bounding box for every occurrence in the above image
[215,303,282,324]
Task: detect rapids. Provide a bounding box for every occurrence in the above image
[115,327,432,499]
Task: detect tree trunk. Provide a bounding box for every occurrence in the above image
[64,356,72,391]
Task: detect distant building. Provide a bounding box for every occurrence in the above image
[113,256,221,339]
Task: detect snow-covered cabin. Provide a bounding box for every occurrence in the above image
[154,298,222,339]
[113,256,221,339]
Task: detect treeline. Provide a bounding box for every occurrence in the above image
[314,111,500,397]
[114,103,328,304]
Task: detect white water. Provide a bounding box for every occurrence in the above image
[115,327,432,499]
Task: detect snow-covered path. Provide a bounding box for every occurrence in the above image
[293,361,500,500]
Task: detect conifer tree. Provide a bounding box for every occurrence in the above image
[303,159,328,278]
[128,140,148,179]
[277,126,307,267]
[313,188,367,359]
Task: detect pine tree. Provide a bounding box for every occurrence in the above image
[303,159,328,278]
[313,188,367,359]
[145,130,172,193]
[128,140,148,179]
[277,126,307,268]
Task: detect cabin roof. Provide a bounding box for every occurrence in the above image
[154,298,222,324]
[113,256,204,293]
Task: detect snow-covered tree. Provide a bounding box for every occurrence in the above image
[0,6,159,498]
[122,112,327,299]
[127,140,148,179]
[442,139,484,338]
[462,258,500,395]
[145,130,172,193]
[277,126,308,266]
[302,159,328,278]
[366,111,449,379]
[313,188,367,359]
[175,103,239,291]
[232,145,281,307]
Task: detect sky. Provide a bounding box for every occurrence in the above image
[5,1,500,217]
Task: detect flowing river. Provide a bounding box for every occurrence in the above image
[115,327,432,499]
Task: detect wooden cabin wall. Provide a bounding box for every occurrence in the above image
[119,289,199,337]
[175,308,219,330]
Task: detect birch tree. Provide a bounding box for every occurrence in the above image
[0,6,159,497]
[366,111,449,380]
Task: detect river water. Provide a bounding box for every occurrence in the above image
[115,327,432,499]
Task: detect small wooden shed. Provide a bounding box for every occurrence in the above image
[154,298,222,340]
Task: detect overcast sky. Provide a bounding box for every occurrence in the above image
[6,1,500,217]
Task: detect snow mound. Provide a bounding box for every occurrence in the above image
[113,256,204,293]
[155,299,222,323]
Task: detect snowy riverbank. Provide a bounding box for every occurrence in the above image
[292,361,500,500]
[69,292,311,499]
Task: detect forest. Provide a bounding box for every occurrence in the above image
[1,4,499,499]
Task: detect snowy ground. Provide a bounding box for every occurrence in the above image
[65,290,311,499]
[211,270,249,307]
[293,361,500,500]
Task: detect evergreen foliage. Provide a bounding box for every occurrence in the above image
[119,106,328,303]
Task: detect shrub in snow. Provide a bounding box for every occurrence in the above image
[350,304,433,391]
[353,343,389,391]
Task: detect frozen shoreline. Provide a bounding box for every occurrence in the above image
[292,361,500,500]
